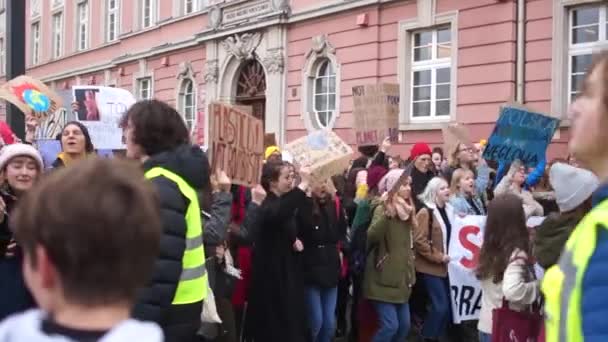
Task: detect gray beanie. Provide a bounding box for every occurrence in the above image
[550,163,599,212]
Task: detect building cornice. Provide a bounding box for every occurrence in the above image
[36,0,406,82]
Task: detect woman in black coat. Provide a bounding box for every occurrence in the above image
[296,180,347,342]
[243,161,311,342]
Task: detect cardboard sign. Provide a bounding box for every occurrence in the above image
[284,130,353,182]
[442,123,472,155]
[73,86,136,150]
[483,105,560,166]
[0,75,63,119]
[208,102,264,187]
[35,89,76,140]
[448,215,546,323]
[352,84,400,146]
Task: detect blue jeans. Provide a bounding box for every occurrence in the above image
[371,301,410,342]
[479,331,491,342]
[421,274,451,339]
[305,286,338,342]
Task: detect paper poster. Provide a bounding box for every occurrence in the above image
[36,139,62,170]
[0,76,63,120]
[482,105,560,166]
[208,102,264,187]
[73,86,136,150]
[35,90,76,140]
[447,215,545,323]
[284,130,353,182]
[442,123,472,155]
[352,84,400,146]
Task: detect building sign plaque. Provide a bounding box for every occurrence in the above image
[222,0,272,24]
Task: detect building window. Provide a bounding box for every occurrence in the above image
[52,0,64,9]
[52,12,63,59]
[137,78,152,100]
[142,0,156,28]
[410,26,452,120]
[568,5,608,101]
[31,21,40,65]
[313,59,336,128]
[107,0,119,42]
[77,1,89,51]
[0,38,5,75]
[179,79,196,130]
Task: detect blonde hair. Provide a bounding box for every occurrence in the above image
[418,177,449,208]
[450,168,475,194]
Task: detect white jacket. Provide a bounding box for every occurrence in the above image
[477,249,540,334]
[0,310,163,342]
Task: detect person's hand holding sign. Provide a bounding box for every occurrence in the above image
[216,169,231,193]
[24,115,38,143]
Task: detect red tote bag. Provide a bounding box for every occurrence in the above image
[491,298,542,342]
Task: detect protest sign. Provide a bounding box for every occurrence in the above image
[35,90,75,140]
[352,84,399,146]
[0,75,63,119]
[284,130,353,182]
[36,139,63,170]
[442,123,472,155]
[208,102,264,187]
[448,215,545,323]
[483,105,560,167]
[73,86,135,150]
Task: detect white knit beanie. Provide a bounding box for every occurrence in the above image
[550,163,599,212]
[0,143,44,172]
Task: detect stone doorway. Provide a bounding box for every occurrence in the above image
[235,59,266,124]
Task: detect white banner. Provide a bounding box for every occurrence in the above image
[73,86,136,150]
[447,215,545,323]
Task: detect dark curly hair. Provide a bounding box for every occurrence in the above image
[120,100,189,156]
[476,194,530,284]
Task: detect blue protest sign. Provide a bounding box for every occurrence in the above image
[36,139,62,170]
[482,106,560,166]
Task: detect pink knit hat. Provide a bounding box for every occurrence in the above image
[378,168,406,194]
[0,143,44,171]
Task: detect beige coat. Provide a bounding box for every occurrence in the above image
[414,205,454,277]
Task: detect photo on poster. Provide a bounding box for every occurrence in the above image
[73,88,101,121]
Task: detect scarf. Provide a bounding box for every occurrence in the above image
[382,192,414,221]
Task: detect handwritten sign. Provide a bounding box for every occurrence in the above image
[352,84,400,146]
[208,102,264,187]
[482,105,560,166]
[0,75,62,120]
[284,130,353,182]
[73,86,136,150]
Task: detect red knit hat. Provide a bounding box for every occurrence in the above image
[0,121,16,146]
[410,142,432,160]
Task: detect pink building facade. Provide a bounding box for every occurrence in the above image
[0,0,599,158]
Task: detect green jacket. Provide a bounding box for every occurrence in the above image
[363,201,416,304]
[534,210,585,269]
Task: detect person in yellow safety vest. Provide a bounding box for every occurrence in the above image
[542,51,608,342]
[121,100,212,342]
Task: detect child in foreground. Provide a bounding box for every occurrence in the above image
[0,158,164,341]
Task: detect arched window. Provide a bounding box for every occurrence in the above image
[179,79,196,131]
[313,59,336,128]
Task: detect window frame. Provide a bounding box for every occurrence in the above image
[141,0,157,29]
[31,21,40,65]
[76,0,90,51]
[397,11,458,131]
[179,78,197,131]
[409,26,453,122]
[137,77,153,100]
[106,0,120,42]
[52,11,64,59]
[312,59,337,129]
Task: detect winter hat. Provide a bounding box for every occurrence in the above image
[367,165,388,192]
[0,122,16,146]
[0,143,44,171]
[378,168,406,194]
[264,145,280,160]
[410,142,432,161]
[550,163,599,212]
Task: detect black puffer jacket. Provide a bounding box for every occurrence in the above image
[132,145,210,340]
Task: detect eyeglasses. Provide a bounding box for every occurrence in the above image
[458,147,474,153]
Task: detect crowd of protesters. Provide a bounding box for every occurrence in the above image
[0,53,608,342]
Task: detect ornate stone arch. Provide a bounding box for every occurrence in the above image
[301,35,341,131]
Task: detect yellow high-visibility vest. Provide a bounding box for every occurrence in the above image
[145,167,207,305]
[542,199,608,342]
